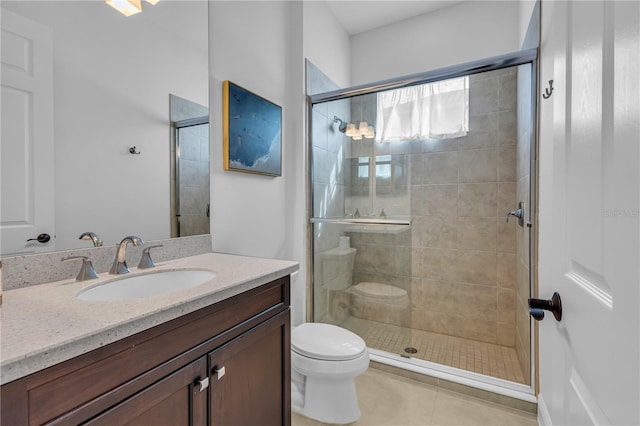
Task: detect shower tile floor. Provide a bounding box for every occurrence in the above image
[342,317,527,384]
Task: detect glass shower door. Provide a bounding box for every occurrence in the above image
[311,94,414,351]
[310,61,535,389]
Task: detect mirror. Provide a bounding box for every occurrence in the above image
[0,1,208,255]
[170,94,210,238]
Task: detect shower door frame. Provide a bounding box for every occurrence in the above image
[307,48,539,401]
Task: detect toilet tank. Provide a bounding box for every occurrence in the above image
[319,247,357,290]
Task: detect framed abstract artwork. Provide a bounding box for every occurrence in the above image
[223,81,282,176]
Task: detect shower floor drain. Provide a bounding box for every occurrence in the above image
[404,347,418,354]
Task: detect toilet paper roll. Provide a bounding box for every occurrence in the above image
[339,236,350,249]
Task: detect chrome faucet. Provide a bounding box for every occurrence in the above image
[79,231,103,247]
[110,236,144,275]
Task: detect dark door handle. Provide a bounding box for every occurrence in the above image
[528,292,562,321]
[27,233,51,243]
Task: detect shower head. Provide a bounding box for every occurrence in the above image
[333,116,348,133]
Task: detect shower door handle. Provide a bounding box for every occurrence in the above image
[505,202,525,227]
[528,292,562,322]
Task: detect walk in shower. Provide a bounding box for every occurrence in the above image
[309,51,536,396]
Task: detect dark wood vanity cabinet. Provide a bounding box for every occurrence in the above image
[209,311,288,426]
[1,276,291,426]
[85,356,209,426]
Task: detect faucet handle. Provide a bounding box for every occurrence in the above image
[505,201,526,226]
[138,244,163,269]
[62,255,99,281]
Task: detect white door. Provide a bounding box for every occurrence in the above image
[1,8,55,254]
[538,1,639,425]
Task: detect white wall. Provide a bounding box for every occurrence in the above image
[209,1,307,324]
[2,1,208,250]
[302,1,351,89]
[518,0,537,48]
[349,1,521,85]
[207,0,528,328]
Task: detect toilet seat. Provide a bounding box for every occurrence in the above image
[292,323,366,361]
[352,282,407,302]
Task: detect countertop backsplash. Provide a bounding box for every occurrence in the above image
[1,234,213,291]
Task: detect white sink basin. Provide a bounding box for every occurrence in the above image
[77,269,216,301]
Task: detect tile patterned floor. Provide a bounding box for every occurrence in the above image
[292,368,538,426]
[342,317,527,384]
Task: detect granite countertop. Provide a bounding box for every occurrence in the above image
[0,252,298,385]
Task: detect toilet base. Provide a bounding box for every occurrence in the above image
[292,375,361,424]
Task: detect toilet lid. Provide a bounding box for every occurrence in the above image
[292,323,366,361]
[352,282,407,299]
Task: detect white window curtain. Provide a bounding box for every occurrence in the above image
[375,76,469,143]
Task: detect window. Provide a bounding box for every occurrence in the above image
[375,76,469,143]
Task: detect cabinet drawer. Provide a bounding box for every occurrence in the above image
[2,275,290,426]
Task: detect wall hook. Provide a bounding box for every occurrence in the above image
[542,80,554,99]
[129,146,141,155]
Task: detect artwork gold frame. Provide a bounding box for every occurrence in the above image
[223,81,282,176]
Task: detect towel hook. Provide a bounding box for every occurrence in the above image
[129,146,141,155]
[542,80,554,99]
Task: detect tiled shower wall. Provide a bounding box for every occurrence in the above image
[347,68,521,347]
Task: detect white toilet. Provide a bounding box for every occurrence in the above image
[291,322,369,424]
[290,240,410,424]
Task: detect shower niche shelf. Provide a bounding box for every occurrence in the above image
[310,218,411,234]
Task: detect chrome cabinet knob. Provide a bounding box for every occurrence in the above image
[198,377,209,392]
[214,366,226,380]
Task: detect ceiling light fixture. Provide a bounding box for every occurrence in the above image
[106,0,159,17]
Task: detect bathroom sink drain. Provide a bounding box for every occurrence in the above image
[404,347,418,354]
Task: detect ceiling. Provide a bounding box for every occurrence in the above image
[324,1,464,35]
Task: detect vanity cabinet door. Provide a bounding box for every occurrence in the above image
[84,356,208,426]
[209,310,291,426]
